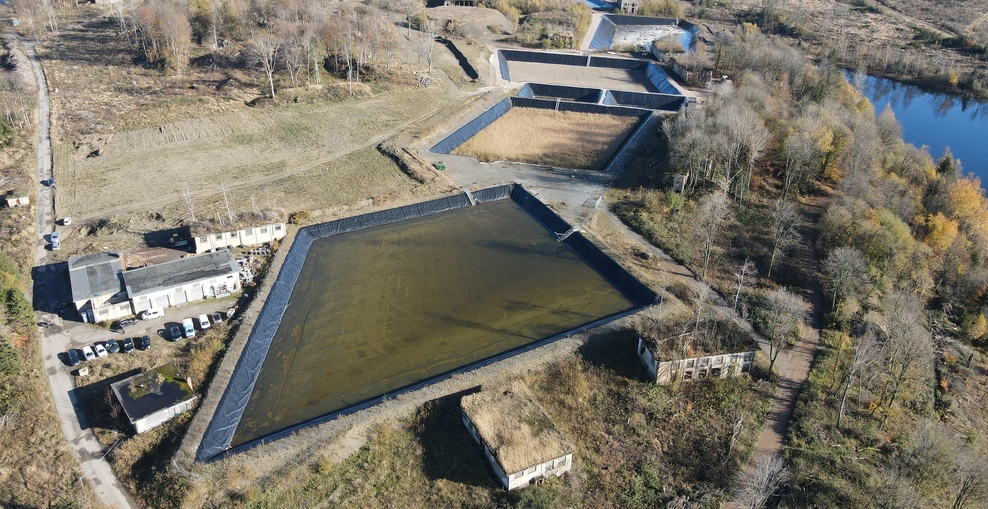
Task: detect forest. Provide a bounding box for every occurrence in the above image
[616,20,988,507]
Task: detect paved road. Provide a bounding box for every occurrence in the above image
[19,37,139,509]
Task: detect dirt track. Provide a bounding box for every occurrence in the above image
[726,196,828,507]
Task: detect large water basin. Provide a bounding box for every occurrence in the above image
[197,185,655,459]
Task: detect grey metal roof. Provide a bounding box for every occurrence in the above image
[68,252,125,303]
[123,250,238,298]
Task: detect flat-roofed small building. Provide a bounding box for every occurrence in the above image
[111,364,197,434]
[4,189,29,208]
[68,252,131,323]
[461,380,574,490]
[192,222,286,254]
[637,336,755,384]
[124,250,240,314]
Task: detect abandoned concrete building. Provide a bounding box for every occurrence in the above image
[619,0,639,14]
[637,337,755,384]
[461,380,574,490]
[192,222,286,254]
[68,252,132,323]
[111,364,197,434]
[124,250,239,314]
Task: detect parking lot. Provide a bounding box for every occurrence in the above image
[48,296,239,371]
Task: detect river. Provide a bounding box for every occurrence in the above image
[855,74,988,180]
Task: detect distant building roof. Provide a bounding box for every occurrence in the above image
[68,252,125,303]
[123,250,238,298]
[110,364,196,425]
[461,380,574,475]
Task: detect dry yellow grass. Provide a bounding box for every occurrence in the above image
[452,108,639,170]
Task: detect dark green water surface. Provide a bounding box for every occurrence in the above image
[232,199,634,445]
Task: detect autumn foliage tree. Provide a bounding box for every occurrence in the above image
[134,0,192,69]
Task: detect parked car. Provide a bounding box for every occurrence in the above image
[106,338,120,353]
[94,343,107,357]
[61,217,71,226]
[66,349,80,366]
[139,308,164,320]
[121,337,134,353]
[136,335,151,350]
[182,318,195,339]
[198,314,210,330]
[118,317,137,327]
[81,345,95,361]
[170,325,182,341]
[50,231,59,243]
[210,312,223,325]
[51,239,60,251]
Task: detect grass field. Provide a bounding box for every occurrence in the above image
[452,108,639,170]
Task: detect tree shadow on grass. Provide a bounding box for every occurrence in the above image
[412,387,505,489]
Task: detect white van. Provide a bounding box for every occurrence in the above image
[139,308,164,320]
[182,318,195,339]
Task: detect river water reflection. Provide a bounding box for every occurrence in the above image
[856,74,988,179]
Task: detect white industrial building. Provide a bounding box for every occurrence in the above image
[124,250,240,314]
[461,380,574,491]
[193,222,286,254]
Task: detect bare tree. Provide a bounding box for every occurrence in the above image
[693,283,711,334]
[768,199,800,278]
[695,191,730,281]
[782,129,815,200]
[836,330,878,428]
[220,182,236,225]
[872,292,933,411]
[952,446,988,509]
[279,24,306,88]
[133,0,191,68]
[822,246,869,310]
[736,455,790,509]
[248,34,280,99]
[876,105,903,147]
[760,288,809,375]
[733,258,757,312]
[421,19,442,73]
[182,182,196,222]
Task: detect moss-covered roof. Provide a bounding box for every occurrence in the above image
[110,364,196,424]
[461,380,573,475]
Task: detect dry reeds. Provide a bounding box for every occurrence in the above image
[452,108,638,170]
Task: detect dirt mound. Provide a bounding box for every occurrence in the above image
[427,6,515,38]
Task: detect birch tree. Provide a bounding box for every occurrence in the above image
[736,455,790,509]
[836,331,878,428]
[768,199,800,278]
[248,34,280,99]
[696,191,730,281]
[760,288,809,375]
